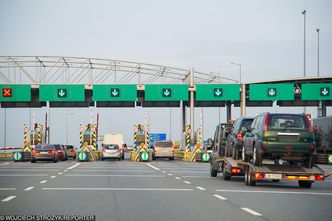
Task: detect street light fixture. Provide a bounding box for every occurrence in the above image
[66,113,74,145]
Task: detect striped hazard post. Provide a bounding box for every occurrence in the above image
[79,124,84,148]
[145,125,150,148]
[23,124,28,147]
[37,125,42,144]
[92,124,97,150]
[186,125,191,152]
[133,125,138,146]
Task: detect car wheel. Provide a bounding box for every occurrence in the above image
[53,159,58,163]
[169,157,174,161]
[244,167,249,185]
[152,156,156,160]
[101,157,104,161]
[31,159,36,163]
[242,146,249,162]
[298,180,312,188]
[304,155,314,168]
[253,147,262,166]
[118,158,121,161]
[210,162,218,177]
[222,163,231,180]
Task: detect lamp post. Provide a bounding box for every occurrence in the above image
[316,28,320,76]
[66,113,74,145]
[302,10,306,78]
[230,62,245,116]
[230,62,242,83]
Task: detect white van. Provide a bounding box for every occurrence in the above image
[102,133,126,160]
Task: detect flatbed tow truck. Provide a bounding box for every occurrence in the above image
[211,156,327,188]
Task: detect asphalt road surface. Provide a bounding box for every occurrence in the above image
[0,157,331,221]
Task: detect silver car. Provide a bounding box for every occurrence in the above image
[101,144,122,161]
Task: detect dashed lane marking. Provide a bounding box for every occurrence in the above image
[167,174,173,176]
[42,188,194,191]
[58,172,63,175]
[215,189,332,196]
[0,188,16,191]
[213,194,227,200]
[40,180,47,184]
[24,187,35,191]
[146,163,161,171]
[65,174,165,178]
[1,196,16,202]
[175,177,181,180]
[241,208,262,216]
[67,163,81,170]
[183,181,191,184]
[50,176,56,179]
[0,174,48,176]
[196,186,206,191]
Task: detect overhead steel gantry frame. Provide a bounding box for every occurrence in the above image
[0,56,239,141]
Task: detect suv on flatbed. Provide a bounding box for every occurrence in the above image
[242,113,315,168]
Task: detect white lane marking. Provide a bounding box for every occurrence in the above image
[42,188,194,191]
[175,177,181,180]
[169,170,208,173]
[24,187,35,191]
[2,196,16,202]
[0,162,10,165]
[241,208,262,216]
[162,171,166,173]
[58,172,63,175]
[40,180,47,184]
[74,169,156,173]
[167,174,173,176]
[146,163,161,171]
[0,169,60,171]
[0,188,16,190]
[50,176,56,179]
[183,181,191,184]
[196,186,206,191]
[181,176,214,179]
[67,163,80,170]
[213,194,227,200]
[0,174,48,176]
[65,174,165,178]
[215,189,332,196]
[64,170,68,172]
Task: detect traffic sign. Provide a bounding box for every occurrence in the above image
[93,85,137,101]
[249,84,294,101]
[140,152,149,161]
[196,84,240,101]
[162,88,171,97]
[39,85,85,102]
[2,88,12,97]
[111,88,120,97]
[202,152,210,162]
[13,152,22,161]
[78,152,87,161]
[0,84,31,102]
[145,84,188,101]
[302,83,332,100]
[57,89,67,98]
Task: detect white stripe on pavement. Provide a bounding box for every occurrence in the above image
[196,186,206,191]
[213,194,227,200]
[74,169,156,173]
[58,172,63,175]
[175,177,181,180]
[181,176,213,179]
[241,208,262,216]
[183,181,191,184]
[67,163,80,170]
[0,174,48,176]
[24,187,35,191]
[65,174,165,178]
[146,163,161,171]
[167,174,173,176]
[0,169,60,171]
[0,162,10,165]
[2,196,16,202]
[215,189,332,196]
[42,188,194,191]
[40,180,47,184]
[0,188,16,190]
[64,170,68,172]
[50,176,56,179]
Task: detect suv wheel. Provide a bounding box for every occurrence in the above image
[242,146,249,162]
[253,147,262,166]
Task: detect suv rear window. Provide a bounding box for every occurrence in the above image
[268,114,307,130]
[105,144,119,150]
[155,141,173,148]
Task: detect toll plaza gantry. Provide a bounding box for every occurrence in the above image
[0,56,331,151]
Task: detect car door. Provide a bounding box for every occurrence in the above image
[243,117,258,155]
[253,115,264,152]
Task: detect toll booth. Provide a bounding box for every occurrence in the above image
[77,124,98,161]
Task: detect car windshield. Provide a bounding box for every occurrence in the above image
[54,145,62,150]
[34,145,43,150]
[240,119,254,129]
[36,145,54,150]
[268,114,307,130]
[105,144,119,150]
[155,141,173,148]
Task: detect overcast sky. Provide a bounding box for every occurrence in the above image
[0,0,331,147]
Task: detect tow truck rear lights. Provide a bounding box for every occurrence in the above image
[255,173,265,179]
[286,176,297,180]
[263,112,270,132]
[231,168,241,174]
[236,132,243,141]
[298,176,310,180]
[315,175,324,181]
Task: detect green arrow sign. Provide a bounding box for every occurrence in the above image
[140,152,149,161]
[320,87,330,97]
[111,88,120,97]
[162,88,171,97]
[214,88,223,97]
[196,84,240,101]
[202,152,210,162]
[0,84,31,102]
[267,88,276,97]
[249,84,294,101]
[13,152,22,161]
[302,83,332,100]
[57,89,67,98]
[78,152,87,161]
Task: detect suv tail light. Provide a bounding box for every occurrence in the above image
[236,132,243,141]
[48,150,55,155]
[263,112,270,132]
[304,114,312,132]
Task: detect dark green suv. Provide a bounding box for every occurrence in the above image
[242,113,315,168]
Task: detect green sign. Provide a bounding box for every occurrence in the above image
[196,84,240,101]
[140,152,149,161]
[39,85,85,102]
[145,84,188,101]
[249,84,294,101]
[13,152,22,161]
[302,84,332,100]
[77,152,87,161]
[93,85,137,101]
[202,152,210,162]
[0,84,31,102]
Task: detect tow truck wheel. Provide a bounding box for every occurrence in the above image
[210,163,218,177]
[298,180,312,188]
[246,168,256,186]
[222,163,231,181]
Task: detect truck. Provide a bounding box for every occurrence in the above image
[210,122,327,188]
[312,116,332,164]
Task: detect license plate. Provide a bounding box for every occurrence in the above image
[40,152,48,154]
[265,174,283,179]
